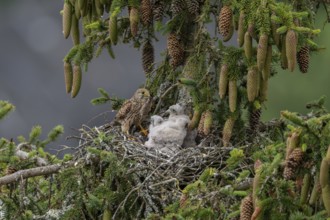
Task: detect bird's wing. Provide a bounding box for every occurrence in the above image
[115,100,132,121]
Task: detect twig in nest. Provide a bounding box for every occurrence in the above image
[153,83,179,114]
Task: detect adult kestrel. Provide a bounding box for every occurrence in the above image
[115,88,152,135]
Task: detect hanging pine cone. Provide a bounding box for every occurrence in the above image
[297,46,309,73]
[64,61,73,93]
[198,111,206,137]
[71,64,82,98]
[171,0,186,16]
[257,34,268,71]
[129,7,139,37]
[219,64,229,99]
[189,109,202,130]
[286,29,297,72]
[167,32,184,68]
[283,148,304,180]
[186,0,199,16]
[281,35,288,70]
[262,45,272,80]
[244,32,252,60]
[141,0,153,26]
[222,116,235,147]
[202,110,213,136]
[259,77,268,102]
[229,80,237,112]
[237,11,245,47]
[63,1,72,39]
[71,14,80,45]
[153,0,165,22]
[271,12,280,49]
[142,41,154,75]
[5,166,17,175]
[247,107,261,138]
[247,66,259,102]
[218,5,233,42]
[109,15,118,44]
[240,195,254,220]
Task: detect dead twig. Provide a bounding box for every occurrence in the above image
[0,162,74,186]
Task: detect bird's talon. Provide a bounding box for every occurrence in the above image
[140,128,149,136]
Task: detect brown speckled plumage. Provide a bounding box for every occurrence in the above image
[115,88,152,134]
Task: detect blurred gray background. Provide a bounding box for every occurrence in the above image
[0,1,329,153]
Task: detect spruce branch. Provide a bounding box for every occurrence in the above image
[0,161,74,186]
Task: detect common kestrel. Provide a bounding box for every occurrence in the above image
[115,88,152,135]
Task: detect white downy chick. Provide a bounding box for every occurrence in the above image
[145,115,164,148]
[153,116,190,155]
[148,115,164,135]
[166,104,189,122]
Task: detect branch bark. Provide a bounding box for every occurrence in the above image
[0,162,74,186]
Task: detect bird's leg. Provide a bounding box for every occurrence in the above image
[138,124,148,136]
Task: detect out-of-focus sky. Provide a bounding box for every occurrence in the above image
[0,1,148,153]
[0,1,329,152]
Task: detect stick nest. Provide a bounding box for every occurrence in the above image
[74,123,230,217]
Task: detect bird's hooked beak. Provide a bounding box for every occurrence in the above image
[143,91,150,98]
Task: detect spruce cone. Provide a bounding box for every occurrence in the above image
[129,7,139,37]
[186,0,199,16]
[240,195,254,220]
[171,0,186,16]
[247,66,259,102]
[74,0,81,19]
[141,0,153,26]
[237,11,245,47]
[63,1,72,39]
[219,64,229,99]
[218,5,233,42]
[153,0,165,21]
[247,107,261,138]
[198,111,206,137]
[189,109,202,130]
[94,0,103,17]
[5,166,17,175]
[281,35,288,69]
[109,15,118,44]
[71,14,80,45]
[167,33,184,68]
[283,148,303,180]
[203,110,213,136]
[244,32,252,60]
[222,116,235,147]
[262,45,272,80]
[286,30,297,72]
[79,0,88,16]
[229,80,237,112]
[71,64,82,98]
[271,12,280,49]
[142,41,154,75]
[248,23,257,39]
[259,78,268,102]
[297,46,309,73]
[64,61,73,93]
[285,132,299,160]
[78,0,87,12]
[257,34,268,71]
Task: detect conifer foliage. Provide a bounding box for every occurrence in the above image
[0,0,330,219]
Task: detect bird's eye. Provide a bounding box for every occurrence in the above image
[142,91,145,94]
